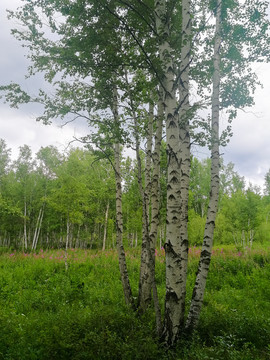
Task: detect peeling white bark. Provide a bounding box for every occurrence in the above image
[155,0,192,345]
[186,0,221,332]
[178,0,191,328]
[155,0,183,345]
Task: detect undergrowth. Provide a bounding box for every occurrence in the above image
[0,245,269,359]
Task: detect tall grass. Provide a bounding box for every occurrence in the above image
[0,245,269,359]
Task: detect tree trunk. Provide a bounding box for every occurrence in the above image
[149,91,164,335]
[112,85,134,308]
[65,216,70,271]
[32,204,44,251]
[23,200,27,250]
[124,69,154,311]
[75,225,81,248]
[178,0,191,329]
[185,0,221,332]
[135,232,138,247]
[145,102,154,216]
[102,201,109,251]
[155,0,191,345]
[136,103,152,311]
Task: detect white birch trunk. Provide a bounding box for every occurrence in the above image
[178,0,191,328]
[36,208,44,248]
[145,102,154,215]
[75,226,80,248]
[102,202,109,251]
[137,95,163,318]
[136,104,152,311]
[112,85,134,308]
[149,91,164,335]
[32,205,44,251]
[124,69,153,311]
[65,216,70,272]
[149,95,163,257]
[155,0,192,344]
[155,0,183,345]
[24,200,27,250]
[185,0,221,332]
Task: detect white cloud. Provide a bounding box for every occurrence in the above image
[0,0,87,159]
[0,107,85,159]
[222,63,270,188]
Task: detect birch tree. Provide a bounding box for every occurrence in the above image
[264,169,270,196]
[186,0,222,332]
[1,0,270,348]
[112,84,134,307]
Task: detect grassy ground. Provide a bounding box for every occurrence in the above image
[0,244,270,359]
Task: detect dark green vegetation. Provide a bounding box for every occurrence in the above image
[0,246,269,360]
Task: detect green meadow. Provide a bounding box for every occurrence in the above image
[0,245,270,360]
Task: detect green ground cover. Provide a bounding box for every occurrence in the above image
[0,245,269,359]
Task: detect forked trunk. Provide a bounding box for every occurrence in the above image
[32,204,45,251]
[155,0,191,345]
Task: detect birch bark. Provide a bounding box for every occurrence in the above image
[155,0,183,345]
[185,0,221,332]
[145,102,154,216]
[65,215,70,271]
[123,70,153,311]
[132,104,153,311]
[23,200,28,251]
[149,91,164,335]
[178,0,191,328]
[102,201,109,251]
[112,86,134,308]
[32,205,44,251]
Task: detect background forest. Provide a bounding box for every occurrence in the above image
[1,138,270,252]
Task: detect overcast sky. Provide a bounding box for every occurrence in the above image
[0,0,86,160]
[1,0,270,190]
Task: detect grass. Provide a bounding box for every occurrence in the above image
[0,244,270,359]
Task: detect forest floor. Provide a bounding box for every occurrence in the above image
[0,244,270,359]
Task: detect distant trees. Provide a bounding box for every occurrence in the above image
[1,138,269,252]
[0,142,115,250]
[264,169,270,196]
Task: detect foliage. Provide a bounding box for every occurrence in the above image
[1,139,270,250]
[264,169,270,196]
[0,142,116,250]
[0,246,270,359]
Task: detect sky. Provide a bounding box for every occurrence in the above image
[0,0,86,159]
[0,0,270,190]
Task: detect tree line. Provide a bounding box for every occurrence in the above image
[1,138,269,251]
